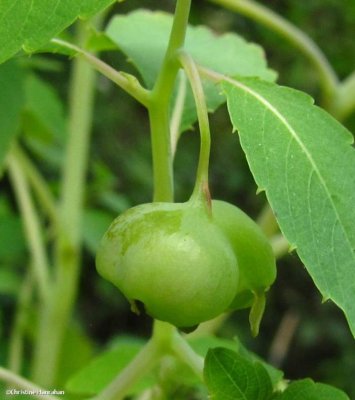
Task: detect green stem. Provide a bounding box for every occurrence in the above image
[149,0,192,202]
[31,18,99,387]
[95,3,206,397]
[149,103,175,202]
[148,0,192,385]
[12,146,58,225]
[0,367,60,400]
[51,38,150,107]
[187,312,229,337]
[170,71,187,156]
[178,51,211,202]
[93,340,163,400]
[256,203,279,238]
[171,332,204,380]
[270,233,291,259]
[209,0,339,105]
[6,152,50,303]
[8,273,33,375]
[330,70,355,120]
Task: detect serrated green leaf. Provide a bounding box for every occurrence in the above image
[275,378,349,400]
[106,10,276,132]
[223,78,355,337]
[0,60,25,175]
[237,340,283,387]
[166,336,240,387]
[65,336,154,396]
[0,0,115,64]
[204,347,273,400]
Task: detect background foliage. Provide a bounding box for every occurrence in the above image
[0,0,354,398]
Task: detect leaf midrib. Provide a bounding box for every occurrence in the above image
[224,77,355,274]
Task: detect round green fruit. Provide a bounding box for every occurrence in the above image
[212,200,276,335]
[96,200,239,328]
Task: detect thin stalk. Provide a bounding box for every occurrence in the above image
[208,0,338,105]
[31,18,100,387]
[178,51,211,202]
[149,0,192,202]
[51,38,150,107]
[0,367,60,400]
[330,70,355,120]
[171,332,204,380]
[187,312,229,338]
[93,340,162,400]
[8,273,33,374]
[256,203,279,238]
[13,146,58,225]
[271,233,291,259]
[170,71,187,156]
[6,152,50,303]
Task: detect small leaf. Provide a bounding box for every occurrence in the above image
[223,78,355,337]
[196,336,283,386]
[275,378,350,400]
[204,347,273,400]
[0,60,25,175]
[106,10,276,132]
[0,0,116,64]
[237,337,283,387]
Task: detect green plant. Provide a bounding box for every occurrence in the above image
[212,199,276,336]
[0,0,354,399]
[96,199,239,329]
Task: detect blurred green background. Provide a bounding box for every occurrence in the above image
[0,0,354,397]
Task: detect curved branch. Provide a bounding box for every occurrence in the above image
[0,367,60,400]
[208,0,339,104]
[51,38,151,107]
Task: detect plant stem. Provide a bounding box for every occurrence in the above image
[0,367,60,400]
[8,272,33,375]
[6,152,50,303]
[93,340,162,400]
[178,51,211,202]
[149,0,192,202]
[51,38,150,107]
[209,0,338,105]
[148,0,192,386]
[271,233,291,259]
[31,18,99,387]
[95,2,206,397]
[256,203,279,238]
[170,71,187,156]
[330,70,355,120]
[13,145,58,225]
[171,332,204,380]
